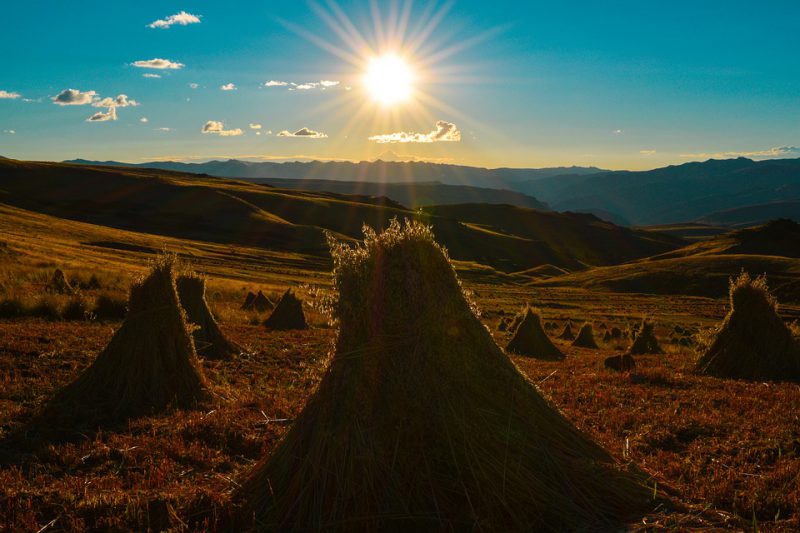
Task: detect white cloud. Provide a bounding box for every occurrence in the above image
[132,58,184,70]
[93,94,139,108]
[220,83,237,91]
[148,11,201,29]
[140,117,149,123]
[86,107,117,122]
[613,129,623,134]
[52,88,97,106]
[255,131,261,135]
[143,73,161,79]
[155,127,172,132]
[3,129,15,134]
[0,90,21,99]
[277,127,327,139]
[640,150,656,156]
[202,120,243,137]
[680,146,800,159]
[268,80,341,91]
[189,83,199,89]
[368,121,461,144]
[249,123,262,129]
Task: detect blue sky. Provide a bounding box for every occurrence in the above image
[1,0,798,170]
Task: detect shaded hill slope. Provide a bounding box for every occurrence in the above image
[243,177,549,210]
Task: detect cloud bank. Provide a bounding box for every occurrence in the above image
[0,90,21,99]
[202,120,244,137]
[681,146,800,159]
[148,11,201,29]
[368,121,461,144]
[277,127,327,138]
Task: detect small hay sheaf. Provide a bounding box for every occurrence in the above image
[558,321,575,340]
[572,322,599,349]
[46,268,73,294]
[241,291,256,310]
[263,289,307,330]
[253,291,274,312]
[506,307,564,360]
[236,219,650,531]
[696,272,800,381]
[177,273,241,360]
[46,255,211,423]
[629,320,664,355]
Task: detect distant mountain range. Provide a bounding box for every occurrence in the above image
[522,157,800,226]
[63,156,800,226]
[64,158,603,187]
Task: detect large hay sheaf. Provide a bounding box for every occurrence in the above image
[177,273,241,360]
[263,289,307,330]
[506,307,564,360]
[629,320,664,355]
[238,220,649,530]
[48,257,211,421]
[572,322,599,349]
[696,272,800,381]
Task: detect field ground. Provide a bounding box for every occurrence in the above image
[2,202,800,530]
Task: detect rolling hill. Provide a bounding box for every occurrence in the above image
[697,200,800,228]
[0,158,679,274]
[240,178,549,210]
[536,219,800,301]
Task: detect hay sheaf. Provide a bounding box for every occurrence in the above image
[263,289,307,330]
[46,268,73,294]
[558,321,575,340]
[177,273,241,360]
[696,272,800,381]
[630,320,664,355]
[253,291,274,312]
[506,307,564,360]
[46,256,211,423]
[237,220,650,531]
[572,323,599,349]
[241,291,256,310]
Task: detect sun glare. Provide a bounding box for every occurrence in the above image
[364,54,413,105]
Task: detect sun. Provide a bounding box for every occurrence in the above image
[363,54,413,105]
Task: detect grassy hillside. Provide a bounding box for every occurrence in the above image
[422,203,682,269]
[0,158,680,273]
[534,253,800,302]
[651,219,800,260]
